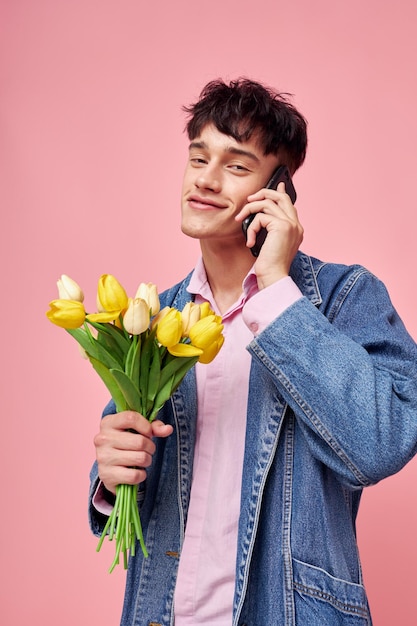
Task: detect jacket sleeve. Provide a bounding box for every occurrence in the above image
[88,399,117,537]
[248,268,417,488]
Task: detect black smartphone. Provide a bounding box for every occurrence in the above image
[242,165,297,257]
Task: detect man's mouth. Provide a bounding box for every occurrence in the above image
[187,195,228,210]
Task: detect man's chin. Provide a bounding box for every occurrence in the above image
[180,223,203,240]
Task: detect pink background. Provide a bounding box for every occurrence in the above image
[1,1,416,624]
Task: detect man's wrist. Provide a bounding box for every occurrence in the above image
[256,270,289,290]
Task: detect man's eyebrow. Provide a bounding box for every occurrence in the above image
[188,141,261,164]
[188,141,207,151]
[226,146,261,164]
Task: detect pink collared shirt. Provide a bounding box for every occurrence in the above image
[173,259,302,625]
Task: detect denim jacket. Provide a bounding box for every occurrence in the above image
[89,251,417,626]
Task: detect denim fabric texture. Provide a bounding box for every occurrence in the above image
[89,251,417,626]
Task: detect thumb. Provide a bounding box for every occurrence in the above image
[151,420,174,438]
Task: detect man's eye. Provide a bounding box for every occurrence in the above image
[229,164,249,172]
[190,158,207,165]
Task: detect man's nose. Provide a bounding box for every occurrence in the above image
[195,166,221,192]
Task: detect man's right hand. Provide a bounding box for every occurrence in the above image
[94,410,173,495]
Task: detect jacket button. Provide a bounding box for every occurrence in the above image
[148,623,162,626]
[165,551,179,558]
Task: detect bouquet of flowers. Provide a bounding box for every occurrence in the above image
[46,273,224,572]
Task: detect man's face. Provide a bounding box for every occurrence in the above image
[181,124,280,246]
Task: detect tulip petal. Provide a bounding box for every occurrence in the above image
[167,343,203,357]
[87,311,121,323]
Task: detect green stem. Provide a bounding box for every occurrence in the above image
[97,483,148,573]
[130,484,148,557]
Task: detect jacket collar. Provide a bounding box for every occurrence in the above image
[290,251,322,306]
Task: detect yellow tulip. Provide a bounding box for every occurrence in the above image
[135,282,160,316]
[155,307,183,347]
[97,274,128,313]
[181,302,201,336]
[122,298,150,335]
[188,314,225,363]
[198,335,225,364]
[57,274,84,302]
[189,315,224,349]
[46,299,86,329]
[199,301,214,319]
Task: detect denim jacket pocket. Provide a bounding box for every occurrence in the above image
[292,558,372,625]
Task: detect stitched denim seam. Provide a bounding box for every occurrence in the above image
[327,268,369,324]
[293,582,369,618]
[233,410,286,625]
[282,411,296,625]
[264,360,371,487]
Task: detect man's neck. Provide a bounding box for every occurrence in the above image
[200,241,254,314]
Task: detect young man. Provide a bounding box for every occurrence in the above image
[90,79,417,626]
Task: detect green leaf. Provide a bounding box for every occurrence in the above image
[67,327,96,353]
[96,331,125,367]
[149,374,175,421]
[145,342,161,414]
[130,334,142,383]
[88,356,127,412]
[67,328,123,371]
[125,334,141,379]
[171,356,199,391]
[109,368,142,414]
[139,331,156,414]
[158,354,194,390]
[149,355,198,422]
[87,320,131,353]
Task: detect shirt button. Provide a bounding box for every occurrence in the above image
[250,322,259,333]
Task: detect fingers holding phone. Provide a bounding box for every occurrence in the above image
[240,165,297,255]
[237,166,304,287]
